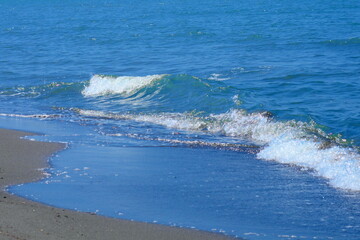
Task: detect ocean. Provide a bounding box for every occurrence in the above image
[1,0,360,239]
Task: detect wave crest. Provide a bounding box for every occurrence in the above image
[82,74,167,97]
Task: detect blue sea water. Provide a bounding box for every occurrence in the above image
[1,0,360,239]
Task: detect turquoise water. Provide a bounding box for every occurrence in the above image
[1,0,360,239]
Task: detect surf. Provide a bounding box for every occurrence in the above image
[2,73,360,192]
[73,106,360,192]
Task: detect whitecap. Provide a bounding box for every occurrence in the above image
[82,74,167,97]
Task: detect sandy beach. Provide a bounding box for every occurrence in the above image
[0,128,235,240]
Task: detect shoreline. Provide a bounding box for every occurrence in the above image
[0,128,236,240]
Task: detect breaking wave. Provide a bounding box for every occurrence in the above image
[74,108,360,191]
[82,74,167,96]
[80,74,238,113]
[3,73,360,191]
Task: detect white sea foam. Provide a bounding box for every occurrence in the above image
[108,132,258,152]
[76,109,307,144]
[82,74,167,97]
[208,73,230,81]
[0,113,60,119]
[258,135,360,191]
[77,109,207,131]
[77,109,300,144]
[76,108,360,191]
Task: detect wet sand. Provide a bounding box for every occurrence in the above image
[0,128,235,240]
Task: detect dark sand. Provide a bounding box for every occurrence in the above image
[0,128,236,240]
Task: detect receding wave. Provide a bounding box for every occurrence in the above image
[82,74,168,97]
[75,108,360,191]
[108,133,259,153]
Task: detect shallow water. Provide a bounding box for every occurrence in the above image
[1,0,360,239]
